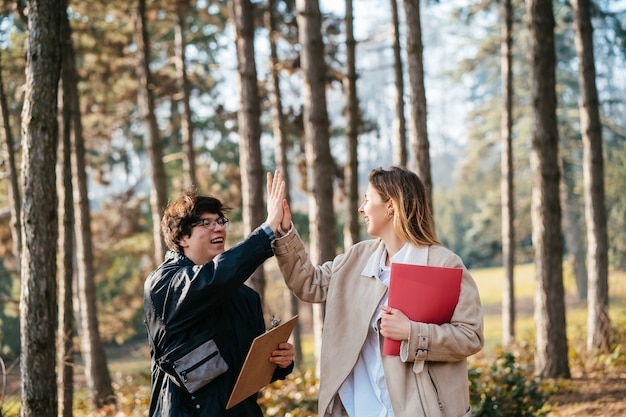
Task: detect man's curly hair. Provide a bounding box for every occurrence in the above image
[160,189,227,253]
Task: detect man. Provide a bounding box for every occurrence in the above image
[144,172,295,416]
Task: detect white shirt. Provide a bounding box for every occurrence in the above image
[338,244,409,417]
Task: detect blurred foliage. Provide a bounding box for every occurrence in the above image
[72,370,152,417]
[469,319,626,417]
[259,368,319,417]
[2,327,625,416]
[568,321,626,374]
[0,258,19,359]
[469,348,557,417]
[605,143,626,269]
[91,194,154,344]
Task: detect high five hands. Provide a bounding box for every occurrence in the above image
[266,170,292,235]
[265,170,295,368]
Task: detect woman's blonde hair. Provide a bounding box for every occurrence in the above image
[368,166,440,247]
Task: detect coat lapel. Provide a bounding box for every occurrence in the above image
[361,241,430,276]
[360,240,386,277]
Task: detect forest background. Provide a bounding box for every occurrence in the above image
[0,0,625,415]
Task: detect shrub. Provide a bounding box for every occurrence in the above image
[469,350,556,417]
[568,321,626,374]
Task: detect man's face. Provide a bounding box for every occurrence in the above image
[178,213,228,265]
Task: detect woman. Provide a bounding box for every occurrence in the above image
[272,166,483,417]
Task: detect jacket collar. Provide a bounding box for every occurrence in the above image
[360,240,429,277]
[164,250,193,266]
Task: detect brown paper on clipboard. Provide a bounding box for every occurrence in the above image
[226,315,298,410]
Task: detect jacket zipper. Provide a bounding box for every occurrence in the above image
[428,367,446,415]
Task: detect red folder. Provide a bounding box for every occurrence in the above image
[383,263,462,356]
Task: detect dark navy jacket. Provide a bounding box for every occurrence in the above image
[144,226,293,416]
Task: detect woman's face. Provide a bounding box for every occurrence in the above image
[358,184,392,238]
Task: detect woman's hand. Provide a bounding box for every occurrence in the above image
[279,199,292,235]
[380,305,411,341]
[269,342,295,368]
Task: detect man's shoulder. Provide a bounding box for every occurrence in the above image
[146,252,193,289]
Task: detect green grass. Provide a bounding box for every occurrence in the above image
[270,261,626,363]
[471,263,626,351]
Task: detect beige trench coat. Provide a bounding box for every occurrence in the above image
[272,231,484,417]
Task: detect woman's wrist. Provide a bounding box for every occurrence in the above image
[276,222,294,239]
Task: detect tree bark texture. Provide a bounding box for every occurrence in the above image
[500,0,515,347]
[296,0,336,265]
[403,0,432,213]
[526,0,570,379]
[266,0,303,366]
[571,0,611,352]
[267,0,292,207]
[0,48,22,269]
[19,0,62,414]
[296,0,336,376]
[57,128,75,417]
[136,0,168,265]
[58,6,76,416]
[63,5,116,408]
[559,157,588,301]
[229,0,267,299]
[343,0,360,249]
[390,0,407,168]
[175,0,198,190]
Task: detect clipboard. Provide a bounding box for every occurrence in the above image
[226,315,298,409]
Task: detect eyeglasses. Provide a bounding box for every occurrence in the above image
[192,216,229,230]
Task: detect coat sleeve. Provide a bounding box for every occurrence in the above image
[400,247,484,370]
[272,229,335,304]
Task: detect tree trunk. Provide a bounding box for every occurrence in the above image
[390,0,407,167]
[136,0,168,265]
[403,0,432,212]
[296,0,336,375]
[500,0,515,347]
[343,0,359,249]
[266,0,292,207]
[0,48,22,270]
[559,157,588,300]
[266,0,303,366]
[19,1,62,414]
[175,0,197,189]
[57,132,75,417]
[571,0,611,352]
[526,0,570,378]
[58,6,76,416]
[63,6,116,408]
[229,0,267,300]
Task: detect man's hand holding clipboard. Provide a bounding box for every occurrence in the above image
[226,315,298,409]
